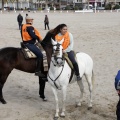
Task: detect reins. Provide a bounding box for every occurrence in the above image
[48,42,65,89]
[48,60,65,89]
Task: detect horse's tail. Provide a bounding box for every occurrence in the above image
[92,70,95,88]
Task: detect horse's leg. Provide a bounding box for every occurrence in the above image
[85,74,93,109]
[51,86,59,118]
[60,86,67,117]
[77,79,84,107]
[39,77,47,101]
[0,75,8,104]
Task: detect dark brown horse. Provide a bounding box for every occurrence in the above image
[0,32,53,104]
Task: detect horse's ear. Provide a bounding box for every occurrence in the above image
[59,38,64,45]
[51,38,56,45]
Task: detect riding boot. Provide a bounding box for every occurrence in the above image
[35,59,46,77]
[73,63,81,81]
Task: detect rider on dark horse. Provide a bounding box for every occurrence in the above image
[21,16,46,78]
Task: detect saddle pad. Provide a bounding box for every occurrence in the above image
[22,48,36,59]
[21,42,48,71]
[35,42,48,71]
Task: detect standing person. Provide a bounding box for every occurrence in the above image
[17,13,23,30]
[25,13,28,19]
[21,16,46,78]
[49,24,81,80]
[44,15,49,30]
[115,70,120,120]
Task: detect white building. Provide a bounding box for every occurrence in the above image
[0,0,45,9]
[0,0,119,10]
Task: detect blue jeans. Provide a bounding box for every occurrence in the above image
[67,51,80,76]
[26,43,43,59]
[67,51,76,64]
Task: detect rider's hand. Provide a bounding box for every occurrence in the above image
[37,39,42,44]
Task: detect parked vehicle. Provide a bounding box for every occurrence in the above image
[93,7,105,10]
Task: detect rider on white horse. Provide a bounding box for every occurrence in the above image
[49,24,81,80]
[48,34,94,118]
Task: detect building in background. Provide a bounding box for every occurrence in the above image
[0,0,120,10]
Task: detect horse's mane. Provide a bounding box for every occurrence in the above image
[41,31,53,47]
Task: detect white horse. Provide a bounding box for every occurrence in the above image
[47,38,94,118]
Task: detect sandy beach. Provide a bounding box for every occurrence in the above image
[0,11,120,120]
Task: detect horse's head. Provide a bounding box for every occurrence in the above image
[51,38,64,66]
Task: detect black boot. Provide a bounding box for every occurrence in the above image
[35,59,45,77]
[73,63,81,81]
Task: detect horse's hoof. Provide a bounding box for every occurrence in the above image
[88,107,92,110]
[40,96,47,101]
[0,99,7,104]
[76,103,82,107]
[43,98,47,101]
[60,115,65,118]
[60,112,65,118]
[54,116,59,120]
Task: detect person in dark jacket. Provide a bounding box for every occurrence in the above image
[25,13,28,20]
[44,15,49,30]
[21,16,47,79]
[115,70,120,120]
[17,13,23,30]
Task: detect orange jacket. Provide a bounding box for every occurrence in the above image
[55,32,70,50]
[21,24,42,41]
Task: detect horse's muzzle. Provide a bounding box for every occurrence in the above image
[56,58,64,66]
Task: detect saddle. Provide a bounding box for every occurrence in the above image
[21,42,48,71]
[21,42,36,59]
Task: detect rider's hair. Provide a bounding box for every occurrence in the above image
[50,24,67,36]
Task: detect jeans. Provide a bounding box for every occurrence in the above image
[67,51,80,76]
[116,96,120,120]
[45,23,49,30]
[18,22,22,30]
[26,43,43,59]
[67,51,76,64]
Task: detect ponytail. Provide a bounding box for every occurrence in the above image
[50,24,67,37]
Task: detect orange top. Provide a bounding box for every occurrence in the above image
[55,32,70,50]
[21,24,42,41]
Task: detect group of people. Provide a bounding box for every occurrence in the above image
[20,15,81,81]
[17,13,49,30]
[18,13,120,120]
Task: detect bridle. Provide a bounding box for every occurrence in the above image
[48,42,65,89]
[51,43,64,66]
